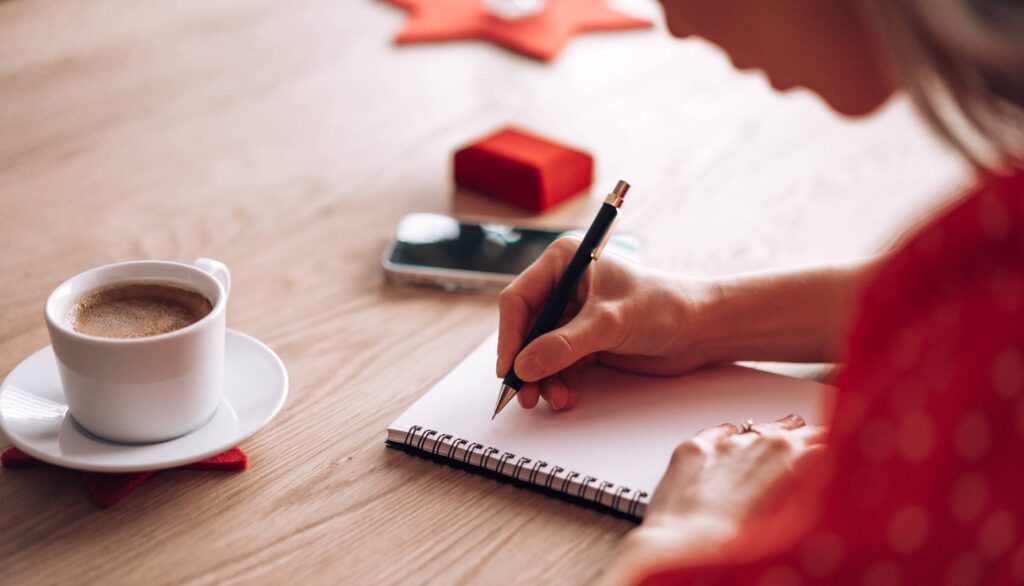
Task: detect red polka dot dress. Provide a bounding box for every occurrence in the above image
[641,170,1024,586]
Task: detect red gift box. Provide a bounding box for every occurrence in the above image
[454,127,594,213]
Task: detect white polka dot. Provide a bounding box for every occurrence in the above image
[950,473,988,522]
[757,564,802,586]
[860,561,900,586]
[993,349,1024,399]
[977,510,1016,559]
[945,551,984,586]
[978,194,1010,241]
[955,412,991,462]
[887,505,930,554]
[799,532,844,578]
[860,418,897,463]
[898,411,937,463]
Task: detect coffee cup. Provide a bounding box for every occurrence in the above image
[44,258,231,443]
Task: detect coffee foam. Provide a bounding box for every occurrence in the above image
[65,281,213,339]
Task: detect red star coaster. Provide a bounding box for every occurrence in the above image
[1,446,248,509]
[384,0,653,62]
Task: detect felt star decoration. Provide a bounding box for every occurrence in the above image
[384,0,653,62]
[1,446,248,509]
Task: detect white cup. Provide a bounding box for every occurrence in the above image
[44,258,231,444]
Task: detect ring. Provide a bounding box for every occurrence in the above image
[739,419,760,434]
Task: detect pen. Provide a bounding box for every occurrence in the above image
[492,179,630,419]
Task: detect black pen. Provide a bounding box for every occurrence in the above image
[492,180,630,419]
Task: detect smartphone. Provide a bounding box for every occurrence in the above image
[382,213,641,291]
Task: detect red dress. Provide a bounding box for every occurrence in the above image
[642,170,1024,585]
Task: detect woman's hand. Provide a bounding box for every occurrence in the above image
[601,415,830,585]
[496,236,876,412]
[496,236,719,411]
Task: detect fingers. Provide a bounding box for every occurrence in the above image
[516,382,540,409]
[523,364,583,412]
[540,376,570,411]
[497,288,531,377]
[562,363,581,410]
[694,423,740,446]
[496,238,579,377]
[726,420,829,460]
[778,413,806,428]
[750,413,806,435]
[513,308,609,382]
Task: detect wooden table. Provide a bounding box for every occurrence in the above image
[0,1,969,583]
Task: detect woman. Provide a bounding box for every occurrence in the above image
[495,0,1024,583]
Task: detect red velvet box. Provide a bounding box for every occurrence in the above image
[454,127,594,213]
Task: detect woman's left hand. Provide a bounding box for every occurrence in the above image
[601,414,830,585]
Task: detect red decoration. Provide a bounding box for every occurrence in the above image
[384,0,652,62]
[1,446,248,509]
[454,126,594,212]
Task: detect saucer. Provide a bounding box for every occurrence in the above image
[0,329,287,473]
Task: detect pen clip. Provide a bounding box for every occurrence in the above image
[591,216,619,261]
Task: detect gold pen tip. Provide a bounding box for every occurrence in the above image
[492,383,518,419]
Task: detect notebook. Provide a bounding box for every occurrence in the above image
[386,333,831,521]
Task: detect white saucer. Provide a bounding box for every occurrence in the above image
[0,329,287,473]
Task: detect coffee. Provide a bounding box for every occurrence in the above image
[66,281,213,339]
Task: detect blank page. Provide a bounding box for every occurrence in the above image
[387,333,831,519]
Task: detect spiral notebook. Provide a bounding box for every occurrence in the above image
[386,333,830,521]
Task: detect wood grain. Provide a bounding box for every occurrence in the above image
[0,0,968,583]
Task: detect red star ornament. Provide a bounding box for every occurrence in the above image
[385,0,653,62]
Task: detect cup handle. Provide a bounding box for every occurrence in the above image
[192,257,231,299]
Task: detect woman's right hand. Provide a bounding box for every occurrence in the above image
[496,236,719,412]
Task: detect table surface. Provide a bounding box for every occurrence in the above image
[0,1,969,583]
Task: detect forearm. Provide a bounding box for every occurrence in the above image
[689,257,882,364]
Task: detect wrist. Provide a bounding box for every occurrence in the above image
[662,275,727,365]
[693,275,750,364]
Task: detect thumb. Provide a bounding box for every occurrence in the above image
[513,311,609,382]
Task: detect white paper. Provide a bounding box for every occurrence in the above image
[388,333,831,517]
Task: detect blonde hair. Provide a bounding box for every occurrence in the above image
[865,0,1024,173]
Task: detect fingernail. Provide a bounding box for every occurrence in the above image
[516,355,542,380]
[550,386,567,410]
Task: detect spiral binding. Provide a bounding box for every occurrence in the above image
[403,425,649,517]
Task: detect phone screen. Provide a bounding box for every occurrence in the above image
[387,213,639,275]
